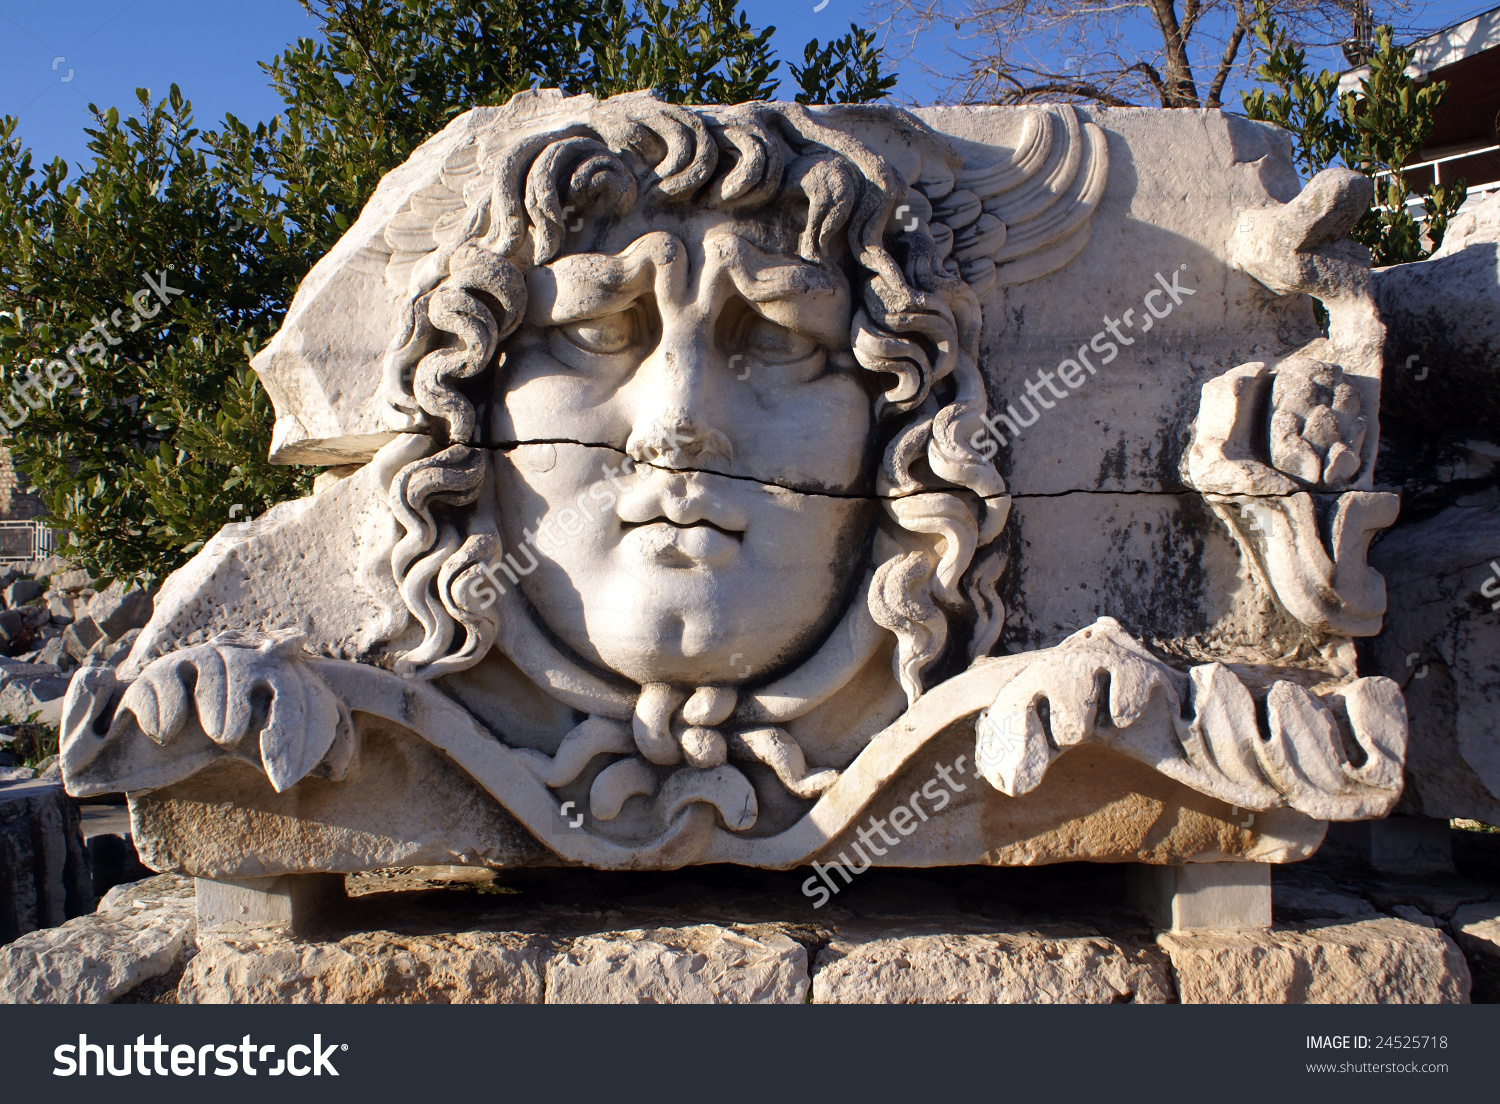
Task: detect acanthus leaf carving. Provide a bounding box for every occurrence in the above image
[975,620,1405,821]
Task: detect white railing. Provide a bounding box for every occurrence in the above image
[0,519,60,562]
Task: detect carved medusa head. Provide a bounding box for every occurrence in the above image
[375,91,1023,734]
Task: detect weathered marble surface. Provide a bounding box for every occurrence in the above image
[60,93,1411,877]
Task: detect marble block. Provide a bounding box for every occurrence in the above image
[61,93,1414,878]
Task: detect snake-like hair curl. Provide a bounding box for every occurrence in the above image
[379,90,1009,705]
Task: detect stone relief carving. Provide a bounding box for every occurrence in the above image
[1184,168,1400,639]
[61,92,1409,874]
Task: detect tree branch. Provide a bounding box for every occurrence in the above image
[991,76,1138,107]
[1206,3,1251,108]
[1145,0,1201,106]
[1128,59,1167,95]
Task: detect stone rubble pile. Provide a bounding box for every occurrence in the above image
[0,557,154,783]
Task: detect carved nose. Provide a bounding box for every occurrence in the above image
[626,408,733,469]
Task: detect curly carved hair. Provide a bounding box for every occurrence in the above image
[377,90,1009,706]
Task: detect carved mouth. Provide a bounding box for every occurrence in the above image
[622,519,743,567]
[621,517,744,541]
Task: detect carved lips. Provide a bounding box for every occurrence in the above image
[616,469,747,569]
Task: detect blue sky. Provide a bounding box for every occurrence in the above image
[3,0,1496,171]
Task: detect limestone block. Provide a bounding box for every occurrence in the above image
[0,780,92,944]
[52,570,91,593]
[3,579,43,609]
[1452,901,1500,960]
[61,617,104,663]
[0,874,194,1003]
[34,637,72,671]
[45,593,73,624]
[1130,862,1271,932]
[86,584,154,641]
[545,925,808,1004]
[0,660,71,720]
[196,873,347,936]
[1159,917,1470,1003]
[180,930,546,1004]
[812,931,1172,1004]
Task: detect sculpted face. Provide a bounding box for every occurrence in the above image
[491,214,878,686]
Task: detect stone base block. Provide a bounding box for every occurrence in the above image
[1128,862,1271,931]
[546,925,808,1004]
[1159,918,1470,1003]
[196,873,346,936]
[811,932,1172,1004]
[180,930,546,1004]
[4,866,1481,1005]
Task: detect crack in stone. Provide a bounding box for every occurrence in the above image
[484,440,1340,502]
[486,438,1005,503]
[1010,488,1311,499]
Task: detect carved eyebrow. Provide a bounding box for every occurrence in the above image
[712,233,851,348]
[525,232,684,326]
[524,229,852,348]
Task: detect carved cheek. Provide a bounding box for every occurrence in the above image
[493,332,639,446]
[737,371,873,493]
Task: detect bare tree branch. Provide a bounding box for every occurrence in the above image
[993,70,1138,106]
[869,0,1420,111]
[1205,0,1251,107]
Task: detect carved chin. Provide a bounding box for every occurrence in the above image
[575,571,843,687]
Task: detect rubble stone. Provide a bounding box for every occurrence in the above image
[87,584,153,640]
[62,617,105,663]
[2,579,43,608]
[0,874,195,1003]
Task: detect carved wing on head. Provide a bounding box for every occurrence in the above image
[936,105,1110,292]
[379,141,485,298]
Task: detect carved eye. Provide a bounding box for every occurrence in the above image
[559,309,639,355]
[741,316,819,364]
